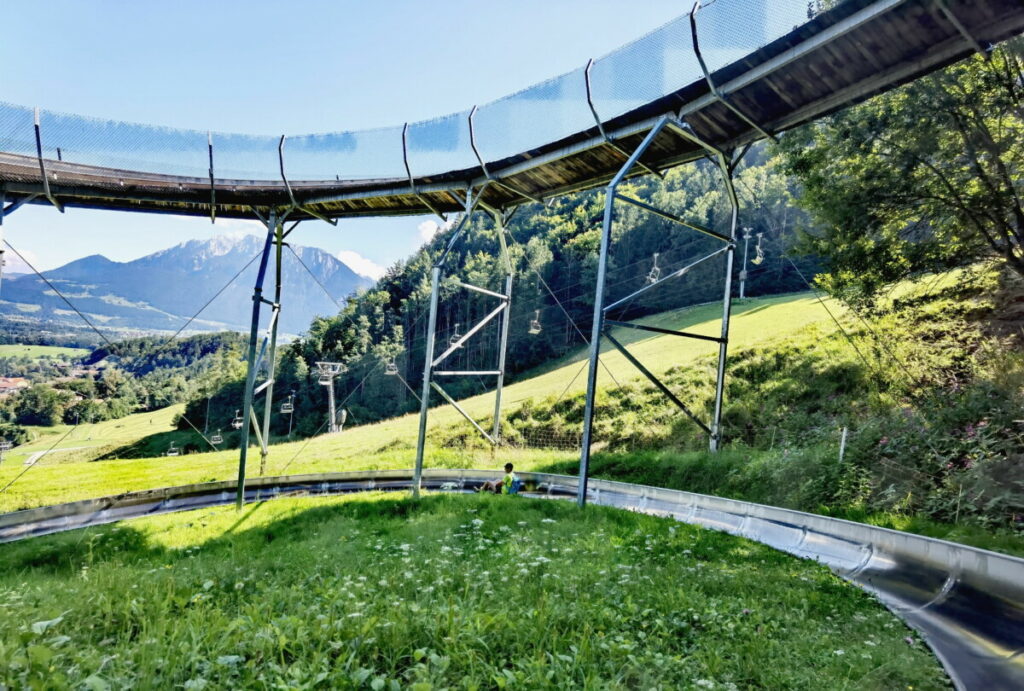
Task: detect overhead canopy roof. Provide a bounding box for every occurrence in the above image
[1,0,1022,221]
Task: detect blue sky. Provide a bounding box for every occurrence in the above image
[1,0,683,278]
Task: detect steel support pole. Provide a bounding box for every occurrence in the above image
[709,172,739,452]
[236,212,277,509]
[0,188,5,301]
[740,228,750,299]
[259,220,285,475]
[413,266,441,498]
[577,118,669,508]
[327,378,337,434]
[577,188,615,508]
[492,273,513,442]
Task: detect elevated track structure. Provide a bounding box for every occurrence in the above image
[1,2,1024,685]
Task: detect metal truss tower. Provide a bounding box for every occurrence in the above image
[412,186,515,498]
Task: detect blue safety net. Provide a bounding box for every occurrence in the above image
[472,67,594,163]
[694,0,810,73]
[41,108,208,178]
[0,103,36,159]
[588,13,702,124]
[285,126,406,181]
[405,111,478,178]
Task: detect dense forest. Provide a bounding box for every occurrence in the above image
[1,332,246,427]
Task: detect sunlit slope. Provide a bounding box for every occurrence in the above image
[0,345,87,359]
[3,406,182,465]
[0,292,838,511]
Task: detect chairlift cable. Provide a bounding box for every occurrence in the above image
[2,239,225,458]
[0,421,78,496]
[4,240,116,350]
[785,257,948,461]
[392,369,422,404]
[158,249,264,348]
[503,225,622,388]
[277,360,384,475]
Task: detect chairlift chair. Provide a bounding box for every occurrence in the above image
[210,429,223,445]
[752,233,765,266]
[646,253,662,284]
[449,322,464,348]
[318,372,333,385]
[385,359,399,376]
[528,310,542,335]
[0,439,12,452]
[280,400,294,414]
[230,409,243,430]
[166,442,180,457]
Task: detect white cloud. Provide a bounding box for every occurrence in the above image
[214,218,264,241]
[337,250,386,281]
[2,246,40,275]
[418,220,440,243]
[417,218,456,245]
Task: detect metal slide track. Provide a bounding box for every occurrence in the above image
[1,469,1021,689]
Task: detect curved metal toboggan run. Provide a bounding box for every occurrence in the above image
[1,470,1022,690]
[2,1,1024,689]
[1,0,1021,219]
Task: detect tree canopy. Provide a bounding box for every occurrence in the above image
[776,41,1024,303]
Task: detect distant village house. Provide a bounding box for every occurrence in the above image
[0,377,30,396]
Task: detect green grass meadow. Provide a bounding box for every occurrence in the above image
[0,493,948,689]
[0,345,87,360]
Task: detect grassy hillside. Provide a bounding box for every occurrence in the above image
[0,344,86,360]
[0,291,836,510]
[1,405,182,466]
[0,493,947,689]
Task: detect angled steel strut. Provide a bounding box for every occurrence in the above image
[236,209,289,509]
[412,189,515,498]
[32,108,63,213]
[689,2,776,142]
[576,114,740,508]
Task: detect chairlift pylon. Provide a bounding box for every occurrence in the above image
[646,253,661,284]
[528,310,542,335]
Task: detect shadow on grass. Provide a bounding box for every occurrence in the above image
[96,428,218,461]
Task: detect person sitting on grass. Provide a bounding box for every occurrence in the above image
[480,463,519,495]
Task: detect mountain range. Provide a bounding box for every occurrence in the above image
[0,235,372,335]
